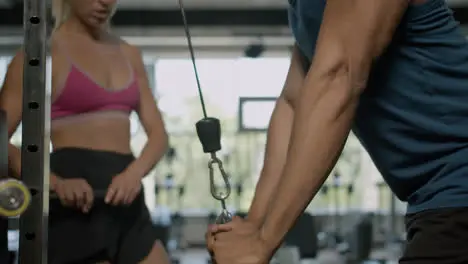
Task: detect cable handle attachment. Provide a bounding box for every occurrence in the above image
[216,208,233,224]
[177,1,233,262]
[196,117,231,201]
[177,0,232,222]
[196,117,221,153]
[208,153,231,201]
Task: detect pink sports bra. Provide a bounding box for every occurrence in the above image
[51,63,140,121]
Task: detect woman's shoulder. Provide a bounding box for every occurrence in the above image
[49,31,65,52]
[117,37,139,54]
[104,33,140,57]
[49,30,64,44]
[117,37,144,67]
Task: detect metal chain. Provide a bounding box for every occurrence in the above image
[177,0,232,208]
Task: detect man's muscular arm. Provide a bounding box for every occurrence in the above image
[247,45,305,227]
[261,0,409,249]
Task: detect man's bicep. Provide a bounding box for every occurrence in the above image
[309,0,408,90]
[281,45,307,107]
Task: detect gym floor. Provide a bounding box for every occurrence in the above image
[171,248,399,264]
[8,230,400,263]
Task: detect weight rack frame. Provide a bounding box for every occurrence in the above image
[19,0,49,263]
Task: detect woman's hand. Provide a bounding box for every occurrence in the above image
[52,176,94,213]
[105,172,142,206]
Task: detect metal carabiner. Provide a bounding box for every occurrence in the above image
[216,208,233,224]
[208,153,231,201]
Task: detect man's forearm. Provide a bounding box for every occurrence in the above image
[247,97,293,226]
[247,45,304,227]
[261,72,358,249]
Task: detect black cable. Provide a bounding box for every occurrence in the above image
[177,0,208,118]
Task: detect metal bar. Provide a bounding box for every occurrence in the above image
[388,193,397,242]
[18,0,49,263]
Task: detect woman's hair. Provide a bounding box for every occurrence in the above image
[52,0,117,31]
[52,0,69,30]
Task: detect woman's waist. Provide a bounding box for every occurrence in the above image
[50,147,134,161]
[52,139,132,154]
[50,147,135,189]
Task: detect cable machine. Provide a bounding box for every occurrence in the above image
[18,0,49,263]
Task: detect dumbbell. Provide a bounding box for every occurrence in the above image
[235,183,243,196]
[165,147,177,163]
[0,179,31,218]
[165,173,175,189]
[320,185,329,195]
[177,185,185,197]
[155,183,161,196]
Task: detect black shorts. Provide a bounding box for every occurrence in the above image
[400,207,468,264]
[49,148,157,264]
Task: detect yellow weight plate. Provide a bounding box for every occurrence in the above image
[0,179,31,217]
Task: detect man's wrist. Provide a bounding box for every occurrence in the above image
[259,225,282,254]
[245,214,264,228]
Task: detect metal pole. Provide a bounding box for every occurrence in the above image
[18,0,49,263]
[388,192,397,242]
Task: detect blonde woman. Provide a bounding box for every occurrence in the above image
[0,0,171,263]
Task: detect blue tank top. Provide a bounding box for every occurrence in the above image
[290,0,468,213]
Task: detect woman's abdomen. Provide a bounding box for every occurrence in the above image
[51,113,132,154]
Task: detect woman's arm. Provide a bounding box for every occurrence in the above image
[2,46,62,188]
[123,45,168,178]
[0,50,24,178]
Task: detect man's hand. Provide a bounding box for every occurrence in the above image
[206,222,232,254]
[212,216,273,264]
